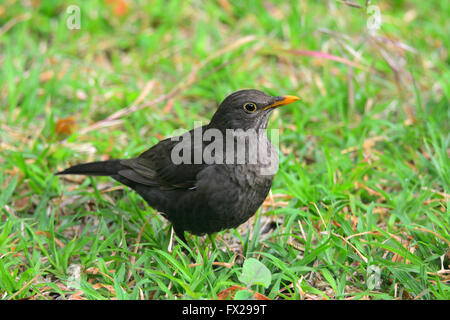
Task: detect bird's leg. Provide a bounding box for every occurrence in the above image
[173,225,187,245]
[169,226,186,252]
[168,227,175,253]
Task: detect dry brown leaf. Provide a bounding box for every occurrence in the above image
[106,0,129,17]
[35,231,65,248]
[68,290,86,300]
[14,196,30,211]
[39,70,55,82]
[218,0,232,13]
[55,116,77,135]
[92,283,117,295]
[217,285,270,300]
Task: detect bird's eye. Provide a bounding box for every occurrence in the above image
[243,102,257,113]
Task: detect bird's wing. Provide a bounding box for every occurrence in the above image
[118,127,208,189]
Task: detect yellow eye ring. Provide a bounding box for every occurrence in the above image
[243,102,257,113]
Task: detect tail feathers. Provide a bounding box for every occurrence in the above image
[57,160,124,176]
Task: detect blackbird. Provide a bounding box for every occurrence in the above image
[57,89,299,244]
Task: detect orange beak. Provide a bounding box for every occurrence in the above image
[264,95,300,110]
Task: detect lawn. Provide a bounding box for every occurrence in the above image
[0,0,448,300]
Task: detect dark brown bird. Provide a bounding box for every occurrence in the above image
[57,89,299,244]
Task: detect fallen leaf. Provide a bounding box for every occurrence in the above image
[36,230,66,248]
[106,0,129,17]
[217,285,270,300]
[68,290,86,300]
[14,196,30,211]
[39,70,55,82]
[55,116,76,135]
[218,0,232,13]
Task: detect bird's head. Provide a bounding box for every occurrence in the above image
[209,89,300,131]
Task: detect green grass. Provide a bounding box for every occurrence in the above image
[0,0,448,300]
